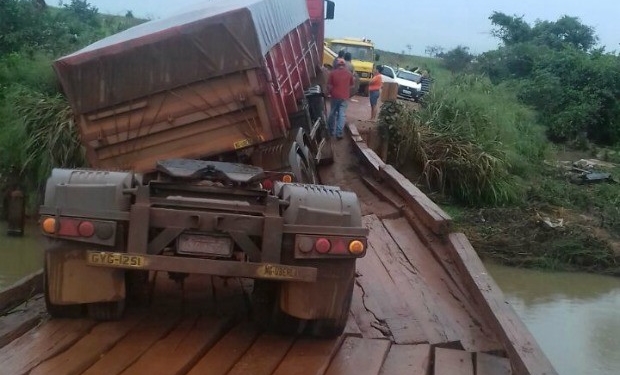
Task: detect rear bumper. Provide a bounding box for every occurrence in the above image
[86,250,317,283]
[397,86,421,99]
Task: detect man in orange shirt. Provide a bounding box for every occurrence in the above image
[368,66,382,120]
[327,58,355,139]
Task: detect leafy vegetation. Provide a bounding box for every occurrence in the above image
[376,12,620,273]
[379,74,547,206]
[0,0,143,211]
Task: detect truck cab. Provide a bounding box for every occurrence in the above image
[326,38,375,91]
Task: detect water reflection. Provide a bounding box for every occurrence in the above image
[0,222,44,289]
[486,263,620,375]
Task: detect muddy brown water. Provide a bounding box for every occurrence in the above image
[486,263,620,375]
[0,222,44,289]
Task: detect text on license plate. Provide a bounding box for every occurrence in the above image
[402,89,411,95]
[87,251,145,268]
[256,264,299,280]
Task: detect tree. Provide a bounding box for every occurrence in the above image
[425,45,444,57]
[64,0,99,26]
[489,12,532,45]
[489,12,598,52]
[442,45,474,72]
[531,16,598,52]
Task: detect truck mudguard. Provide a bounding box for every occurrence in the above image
[43,169,134,213]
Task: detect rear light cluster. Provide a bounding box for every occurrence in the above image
[295,235,366,258]
[261,173,294,191]
[40,216,115,240]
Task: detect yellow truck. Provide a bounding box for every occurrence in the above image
[323,37,375,94]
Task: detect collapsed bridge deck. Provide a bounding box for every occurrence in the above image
[0,99,556,375]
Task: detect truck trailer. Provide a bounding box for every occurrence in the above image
[40,0,367,338]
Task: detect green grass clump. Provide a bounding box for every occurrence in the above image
[0,86,85,209]
[380,74,548,206]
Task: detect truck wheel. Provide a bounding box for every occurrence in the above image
[307,276,354,338]
[87,300,125,321]
[251,280,305,335]
[126,270,150,305]
[44,243,83,318]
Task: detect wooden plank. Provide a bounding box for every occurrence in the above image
[349,283,386,339]
[447,233,558,375]
[0,296,45,349]
[382,217,502,352]
[0,318,97,375]
[347,123,362,138]
[186,322,260,375]
[434,347,474,375]
[324,337,390,375]
[477,352,512,375]
[0,270,43,313]
[349,136,386,177]
[363,215,445,345]
[380,164,451,235]
[82,314,182,375]
[226,333,295,375]
[272,336,344,375]
[344,313,363,337]
[30,314,143,375]
[356,219,427,344]
[360,175,405,213]
[400,206,503,350]
[120,315,233,375]
[346,123,364,143]
[379,344,431,375]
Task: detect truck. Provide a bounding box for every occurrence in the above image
[39,0,368,338]
[324,37,376,94]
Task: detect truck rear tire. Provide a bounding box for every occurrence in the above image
[251,280,305,335]
[87,300,125,320]
[307,275,354,338]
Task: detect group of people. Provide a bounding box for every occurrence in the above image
[326,50,382,140]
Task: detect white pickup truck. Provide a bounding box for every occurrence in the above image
[378,65,425,101]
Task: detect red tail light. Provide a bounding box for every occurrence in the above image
[315,238,331,253]
[295,235,366,258]
[262,179,274,190]
[78,221,95,237]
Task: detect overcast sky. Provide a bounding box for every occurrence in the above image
[84,0,619,55]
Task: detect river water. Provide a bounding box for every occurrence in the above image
[486,263,620,375]
[1,227,619,374]
[0,222,44,289]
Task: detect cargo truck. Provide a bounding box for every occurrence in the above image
[325,37,376,94]
[39,0,368,338]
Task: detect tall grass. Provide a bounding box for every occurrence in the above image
[0,86,85,209]
[380,74,548,206]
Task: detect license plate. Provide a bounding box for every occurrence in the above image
[87,251,145,268]
[177,233,232,257]
[402,89,411,95]
[256,264,299,280]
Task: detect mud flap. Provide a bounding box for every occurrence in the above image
[278,259,355,320]
[46,245,125,305]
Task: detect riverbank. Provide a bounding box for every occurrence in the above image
[354,97,620,276]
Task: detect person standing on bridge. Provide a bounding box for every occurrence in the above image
[327,58,355,140]
[332,49,345,69]
[368,66,382,121]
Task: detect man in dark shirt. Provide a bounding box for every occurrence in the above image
[327,58,355,139]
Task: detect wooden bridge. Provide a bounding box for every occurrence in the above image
[0,98,557,375]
